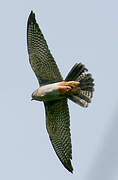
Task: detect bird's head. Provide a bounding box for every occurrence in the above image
[31,89,44,101]
[31,89,40,101]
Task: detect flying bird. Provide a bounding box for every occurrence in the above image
[27,11,94,173]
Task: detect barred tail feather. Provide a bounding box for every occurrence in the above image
[65,63,88,81]
[65,63,94,107]
[70,95,89,107]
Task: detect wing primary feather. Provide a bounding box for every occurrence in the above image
[44,100,73,173]
[27,11,63,86]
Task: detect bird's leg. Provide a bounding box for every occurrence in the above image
[65,81,80,87]
[59,81,80,95]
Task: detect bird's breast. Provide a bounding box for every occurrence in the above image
[37,82,66,102]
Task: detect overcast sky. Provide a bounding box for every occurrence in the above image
[0,0,118,179]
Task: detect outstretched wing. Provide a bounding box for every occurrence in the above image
[44,99,73,173]
[27,11,63,86]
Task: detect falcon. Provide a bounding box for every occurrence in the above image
[27,11,94,173]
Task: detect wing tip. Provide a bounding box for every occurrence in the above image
[59,157,73,173]
[27,10,36,25]
[64,160,73,173]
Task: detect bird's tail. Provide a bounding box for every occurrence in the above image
[65,63,94,107]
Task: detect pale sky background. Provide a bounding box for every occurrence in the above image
[0,0,118,179]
